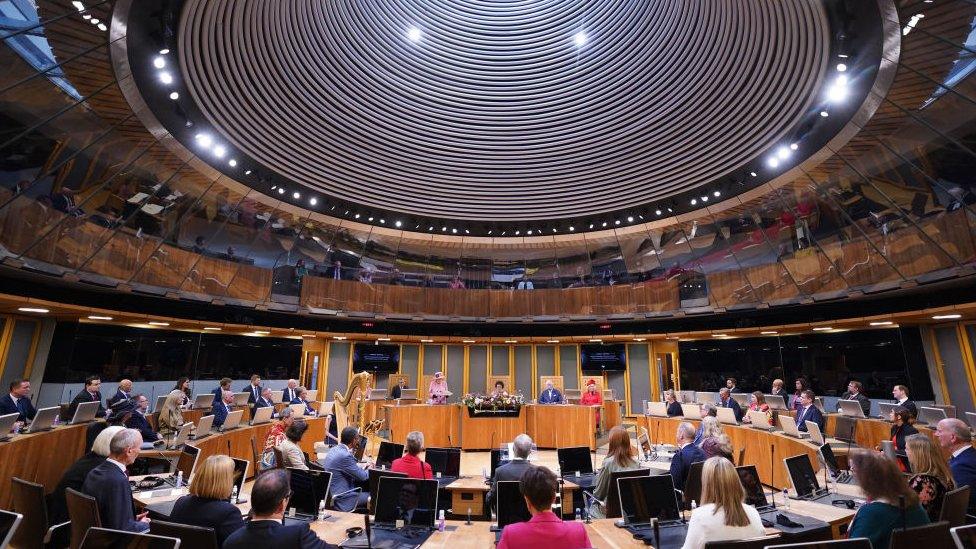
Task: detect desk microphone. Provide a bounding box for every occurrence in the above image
[448,435,453,448]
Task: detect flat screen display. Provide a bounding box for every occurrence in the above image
[352,344,401,373]
[617,475,681,525]
[580,343,626,372]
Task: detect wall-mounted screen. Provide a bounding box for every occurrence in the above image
[580,343,626,372]
[352,343,401,373]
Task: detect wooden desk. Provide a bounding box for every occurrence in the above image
[443,475,579,519]
[526,404,597,450]
[604,399,624,431]
[0,423,88,508]
[460,410,527,450]
[385,404,461,448]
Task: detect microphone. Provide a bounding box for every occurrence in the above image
[448,434,453,448]
[227,439,232,457]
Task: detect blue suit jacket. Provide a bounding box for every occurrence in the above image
[244,384,263,405]
[796,405,825,432]
[106,389,130,409]
[669,443,705,491]
[211,386,223,407]
[125,411,159,442]
[282,387,298,404]
[82,461,148,532]
[0,394,36,422]
[212,401,230,428]
[320,445,369,512]
[950,446,976,512]
[290,397,315,415]
[223,519,334,549]
[719,397,744,422]
[538,388,563,404]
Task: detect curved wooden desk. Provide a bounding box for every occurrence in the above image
[526,404,597,450]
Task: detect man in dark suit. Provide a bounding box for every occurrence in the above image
[892,384,918,418]
[211,377,232,407]
[245,374,263,406]
[725,378,739,394]
[390,378,407,400]
[669,422,705,491]
[254,388,275,410]
[282,379,300,404]
[795,390,825,432]
[718,388,743,422]
[0,379,36,423]
[223,469,335,549]
[840,380,871,417]
[487,434,535,512]
[68,376,106,419]
[213,390,233,429]
[106,379,133,409]
[81,428,150,532]
[320,427,370,512]
[538,380,564,404]
[937,418,976,513]
[124,394,159,442]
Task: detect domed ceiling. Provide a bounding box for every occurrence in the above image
[174,0,830,222]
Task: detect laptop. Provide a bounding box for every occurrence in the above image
[877,402,898,420]
[737,464,782,514]
[191,394,214,410]
[805,421,825,446]
[747,410,773,430]
[951,524,976,549]
[289,403,307,418]
[557,446,595,487]
[219,410,244,431]
[231,458,249,502]
[191,415,214,440]
[153,395,167,414]
[0,509,22,548]
[767,540,872,549]
[168,422,194,449]
[232,392,250,407]
[250,406,273,426]
[837,399,866,418]
[80,527,180,548]
[423,447,461,486]
[25,406,59,433]
[270,390,284,403]
[813,397,826,414]
[918,406,948,427]
[399,388,418,400]
[680,403,702,419]
[370,477,438,545]
[833,416,857,444]
[683,461,705,509]
[778,415,808,438]
[287,467,332,518]
[784,454,824,499]
[368,470,407,514]
[636,432,653,461]
[0,413,20,441]
[617,475,687,546]
[490,448,511,480]
[70,401,100,424]
[697,392,720,406]
[376,441,405,469]
[647,401,669,417]
[819,443,853,482]
[716,407,738,425]
[678,390,696,404]
[161,444,200,487]
[731,393,750,408]
[493,481,531,540]
[306,390,318,401]
[765,394,788,410]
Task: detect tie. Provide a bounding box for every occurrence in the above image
[16,398,27,417]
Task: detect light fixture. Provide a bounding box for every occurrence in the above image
[309,198,317,206]
[713,191,721,197]
[614,220,620,225]
[291,192,300,199]
[690,198,697,205]
[355,214,361,219]
[407,27,422,42]
[377,337,391,342]
[97,22,106,31]
[148,321,169,326]
[87,315,113,320]
[462,339,476,343]
[789,143,799,151]
[870,321,893,326]
[90,18,99,24]
[333,336,347,340]
[820,111,829,117]
[395,220,402,227]
[547,339,560,343]
[244,170,252,175]
[159,48,170,55]
[158,71,173,84]
[504,340,518,343]
[767,157,780,168]
[420,339,434,343]
[573,31,587,46]
[837,63,847,72]
[712,334,728,337]
[301,334,316,338]
[701,196,708,202]
[169,91,179,100]
[601,222,607,227]
[72,1,85,10]
[634,337,646,342]
[228,159,237,167]
[17,307,48,313]
[203,327,221,330]
[82,13,91,19]
[627,216,634,222]
[254,330,270,335]
[777,146,791,160]
[812,326,833,331]
[194,133,213,148]
[655,210,662,215]
[903,13,924,36]
[277,188,285,195]
[569,226,575,231]
[826,78,848,103]
[212,145,226,158]
[932,314,962,320]
[750,171,757,177]
[760,331,778,335]
[153,57,166,69]
[452,228,458,234]
[588,338,602,343]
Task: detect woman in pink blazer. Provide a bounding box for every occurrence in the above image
[497,465,592,549]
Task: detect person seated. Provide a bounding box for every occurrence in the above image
[580,380,603,406]
[497,465,592,549]
[538,380,563,404]
[935,418,976,513]
[68,375,106,419]
[50,187,83,216]
[794,390,824,432]
[107,379,133,409]
[82,429,150,532]
[741,391,771,425]
[277,420,310,470]
[492,380,508,397]
[698,416,724,447]
[213,390,234,429]
[664,389,683,417]
[681,457,765,549]
[254,388,275,410]
[157,390,186,438]
[590,427,640,519]
[290,386,317,416]
[245,374,263,406]
[670,422,705,491]
[887,406,919,454]
[50,426,124,524]
[701,435,734,462]
[211,377,232,407]
[906,434,956,521]
[892,384,918,418]
[717,388,743,422]
[320,427,370,512]
[391,431,434,479]
[173,377,192,407]
[790,377,809,411]
[725,378,739,394]
[840,380,871,416]
[488,434,534,512]
[692,405,718,445]
[123,394,159,443]
[390,378,407,400]
[769,378,786,398]
[282,379,300,404]
[427,372,450,405]
[847,449,930,548]
[169,455,246,546]
[223,469,335,548]
[0,379,36,425]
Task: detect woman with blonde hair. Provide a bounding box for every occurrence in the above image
[906,434,956,521]
[590,426,640,518]
[698,416,723,444]
[169,455,245,546]
[681,457,764,549]
[157,389,186,437]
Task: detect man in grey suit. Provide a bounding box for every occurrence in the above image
[487,433,534,513]
[320,427,370,512]
[82,429,150,532]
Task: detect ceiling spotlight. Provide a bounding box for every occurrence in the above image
[627,216,634,222]
[158,71,173,84]
[690,198,697,205]
[777,146,791,159]
[309,197,317,206]
[203,326,221,330]
[655,210,662,215]
[826,77,848,103]
[169,91,179,100]
[527,230,532,235]
[148,321,169,326]
[194,133,213,148]
[82,13,90,19]
[588,224,594,229]
[452,228,457,234]
[355,214,361,219]
[407,26,422,42]
[812,326,833,331]
[97,23,106,31]
[870,321,893,326]
[569,226,575,231]
[212,145,226,158]
[515,230,520,235]
[159,48,170,55]
[441,226,447,232]
[837,63,848,72]
[153,56,166,69]
[381,219,386,224]
[790,143,799,151]
[228,159,237,167]
[614,220,620,225]
[820,111,829,117]
[395,220,402,227]
[701,196,708,202]
[760,331,778,335]
[428,226,433,231]
[713,191,721,197]
[368,217,374,222]
[90,18,99,24]
[601,222,607,227]
[72,1,85,10]
[573,31,587,46]
[750,172,757,177]
[767,157,780,168]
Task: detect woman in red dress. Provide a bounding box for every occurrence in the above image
[580,379,603,430]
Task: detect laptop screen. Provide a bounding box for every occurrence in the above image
[287,468,331,516]
[80,527,180,548]
[495,481,531,528]
[784,455,820,497]
[818,444,841,477]
[618,475,681,525]
[376,441,404,468]
[175,444,199,480]
[834,416,857,443]
[374,477,439,528]
[424,448,460,477]
[230,458,248,499]
[736,465,768,508]
[368,469,408,513]
[0,510,21,547]
[490,448,510,478]
[557,446,593,475]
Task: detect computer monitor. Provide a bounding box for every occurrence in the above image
[680,403,702,419]
[765,394,788,410]
[287,468,332,516]
[683,461,705,508]
[818,444,842,477]
[556,446,593,475]
[368,469,408,514]
[837,400,866,418]
[617,475,682,526]
[70,401,100,424]
[423,448,460,477]
[191,394,214,410]
[951,524,976,549]
[736,465,769,508]
[374,477,438,528]
[250,406,273,426]
[784,455,820,498]
[490,448,510,479]
[376,441,404,469]
[495,481,531,528]
[80,527,181,548]
[174,444,200,481]
[833,416,857,443]
[231,458,248,500]
[0,509,22,549]
[25,406,59,433]
[918,406,948,427]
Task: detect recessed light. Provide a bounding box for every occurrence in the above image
[90,18,99,25]
[869,321,893,326]
[301,334,316,338]
[212,145,226,158]
[420,339,434,343]
[277,188,285,195]
[153,57,166,69]
[589,339,602,343]
[148,321,169,326]
[395,221,402,227]
[820,111,829,117]
[573,31,587,46]
[159,48,170,55]
[655,210,662,215]
[253,330,270,335]
[87,315,113,320]
[195,133,212,147]
[407,27,422,42]
[377,337,391,342]
[309,198,317,206]
[634,338,646,342]
[812,327,833,331]
[228,159,237,167]
[244,170,252,175]
[547,339,560,343]
[203,327,221,330]
[158,71,173,84]
[97,23,106,31]
[333,336,347,340]
[72,1,85,11]
[712,334,728,337]
[292,192,300,199]
[789,143,798,151]
[169,91,179,100]
[18,307,49,313]
[504,340,518,343]
[691,199,697,205]
[760,331,778,335]
[750,172,757,177]
[767,157,780,168]
[713,191,721,197]
[932,314,962,320]
[569,226,575,231]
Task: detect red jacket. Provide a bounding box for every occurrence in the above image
[497,511,592,549]
[390,453,433,480]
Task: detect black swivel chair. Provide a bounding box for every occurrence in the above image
[150,520,218,549]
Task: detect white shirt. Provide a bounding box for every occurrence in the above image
[953,445,970,459]
[681,503,765,549]
[106,458,128,474]
[897,397,908,405]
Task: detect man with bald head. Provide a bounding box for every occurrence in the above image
[108,379,133,409]
[936,418,976,512]
[487,434,535,513]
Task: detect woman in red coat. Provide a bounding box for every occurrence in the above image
[580,380,603,429]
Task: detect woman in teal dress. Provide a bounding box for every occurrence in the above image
[847,449,930,548]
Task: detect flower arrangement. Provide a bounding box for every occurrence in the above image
[461,391,525,413]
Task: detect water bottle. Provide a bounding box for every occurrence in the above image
[231,485,239,504]
[575,508,582,521]
[288,507,296,518]
[437,510,446,531]
[175,471,183,489]
[690,500,697,511]
[782,489,790,509]
[318,501,327,521]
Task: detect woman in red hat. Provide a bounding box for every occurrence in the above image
[580,379,604,429]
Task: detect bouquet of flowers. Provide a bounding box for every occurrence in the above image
[461,391,525,412]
